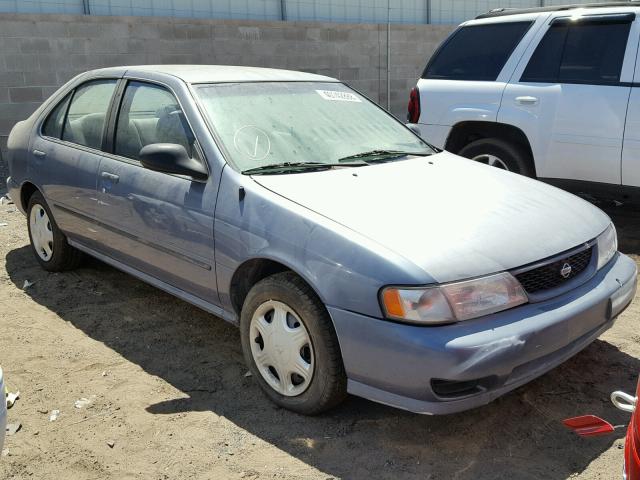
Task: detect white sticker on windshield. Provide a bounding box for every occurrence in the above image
[316,90,361,102]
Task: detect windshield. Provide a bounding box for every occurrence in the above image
[195,82,434,173]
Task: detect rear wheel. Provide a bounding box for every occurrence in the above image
[240,272,347,415]
[27,191,83,272]
[458,138,535,177]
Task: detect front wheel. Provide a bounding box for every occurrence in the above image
[27,191,83,272]
[458,138,535,177]
[240,272,347,415]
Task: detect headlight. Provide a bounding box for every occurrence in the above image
[381,272,528,325]
[596,223,617,270]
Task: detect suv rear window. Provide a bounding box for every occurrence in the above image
[423,22,532,81]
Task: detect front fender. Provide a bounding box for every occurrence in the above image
[214,168,432,318]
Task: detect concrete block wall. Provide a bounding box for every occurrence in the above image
[0,13,454,182]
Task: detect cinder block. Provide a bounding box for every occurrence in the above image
[0,72,25,87]
[9,86,43,103]
[0,20,37,37]
[184,24,211,40]
[20,38,52,54]
[0,37,24,52]
[338,67,359,81]
[33,21,69,38]
[50,38,87,54]
[4,54,40,72]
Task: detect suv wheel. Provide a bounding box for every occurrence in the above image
[240,272,347,415]
[27,191,83,271]
[458,138,535,177]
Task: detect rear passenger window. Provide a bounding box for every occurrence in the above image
[423,22,532,81]
[114,81,196,161]
[62,80,117,150]
[521,19,631,84]
[42,94,71,139]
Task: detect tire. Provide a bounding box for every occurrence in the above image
[458,138,535,177]
[240,271,347,415]
[27,191,83,272]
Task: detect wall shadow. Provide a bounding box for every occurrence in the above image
[5,244,638,480]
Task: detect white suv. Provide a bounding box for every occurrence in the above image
[408,3,640,202]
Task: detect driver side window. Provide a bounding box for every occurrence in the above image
[114,81,197,161]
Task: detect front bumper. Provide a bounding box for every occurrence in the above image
[0,368,6,452]
[329,253,637,414]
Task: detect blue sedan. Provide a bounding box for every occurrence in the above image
[6,66,637,415]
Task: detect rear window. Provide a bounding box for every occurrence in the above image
[423,22,532,81]
[521,19,631,84]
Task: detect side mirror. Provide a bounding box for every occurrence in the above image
[138,143,208,181]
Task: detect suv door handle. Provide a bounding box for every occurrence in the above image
[33,149,46,158]
[101,171,119,183]
[515,96,538,106]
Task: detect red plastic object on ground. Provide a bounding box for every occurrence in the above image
[563,415,615,437]
[563,376,639,480]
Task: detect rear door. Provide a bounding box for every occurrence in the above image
[500,12,639,184]
[621,31,640,188]
[30,79,118,245]
[93,79,218,302]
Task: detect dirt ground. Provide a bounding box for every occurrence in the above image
[0,198,639,480]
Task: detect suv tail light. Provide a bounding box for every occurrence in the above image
[407,87,421,123]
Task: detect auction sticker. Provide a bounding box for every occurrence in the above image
[316,90,361,102]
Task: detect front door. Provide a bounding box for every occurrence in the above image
[499,13,638,184]
[94,80,217,302]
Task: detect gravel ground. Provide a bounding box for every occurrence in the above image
[0,198,638,480]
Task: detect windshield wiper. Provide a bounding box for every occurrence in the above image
[242,161,366,175]
[338,149,432,163]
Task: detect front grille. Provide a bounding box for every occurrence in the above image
[515,246,593,294]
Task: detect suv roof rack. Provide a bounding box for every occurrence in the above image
[475,1,640,19]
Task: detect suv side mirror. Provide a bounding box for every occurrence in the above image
[138,143,208,181]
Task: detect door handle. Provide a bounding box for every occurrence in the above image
[101,171,119,183]
[515,96,538,106]
[33,149,46,158]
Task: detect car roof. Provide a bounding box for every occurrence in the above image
[89,65,339,84]
[476,1,640,19]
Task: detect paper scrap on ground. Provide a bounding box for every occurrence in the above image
[6,390,19,408]
[74,397,92,409]
[49,409,60,422]
[22,280,34,290]
[5,423,21,436]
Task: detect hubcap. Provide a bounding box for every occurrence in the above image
[249,300,314,397]
[472,154,509,170]
[29,204,54,261]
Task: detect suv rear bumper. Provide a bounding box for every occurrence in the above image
[328,253,637,414]
[407,123,451,149]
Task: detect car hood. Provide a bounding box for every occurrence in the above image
[252,152,610,283]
